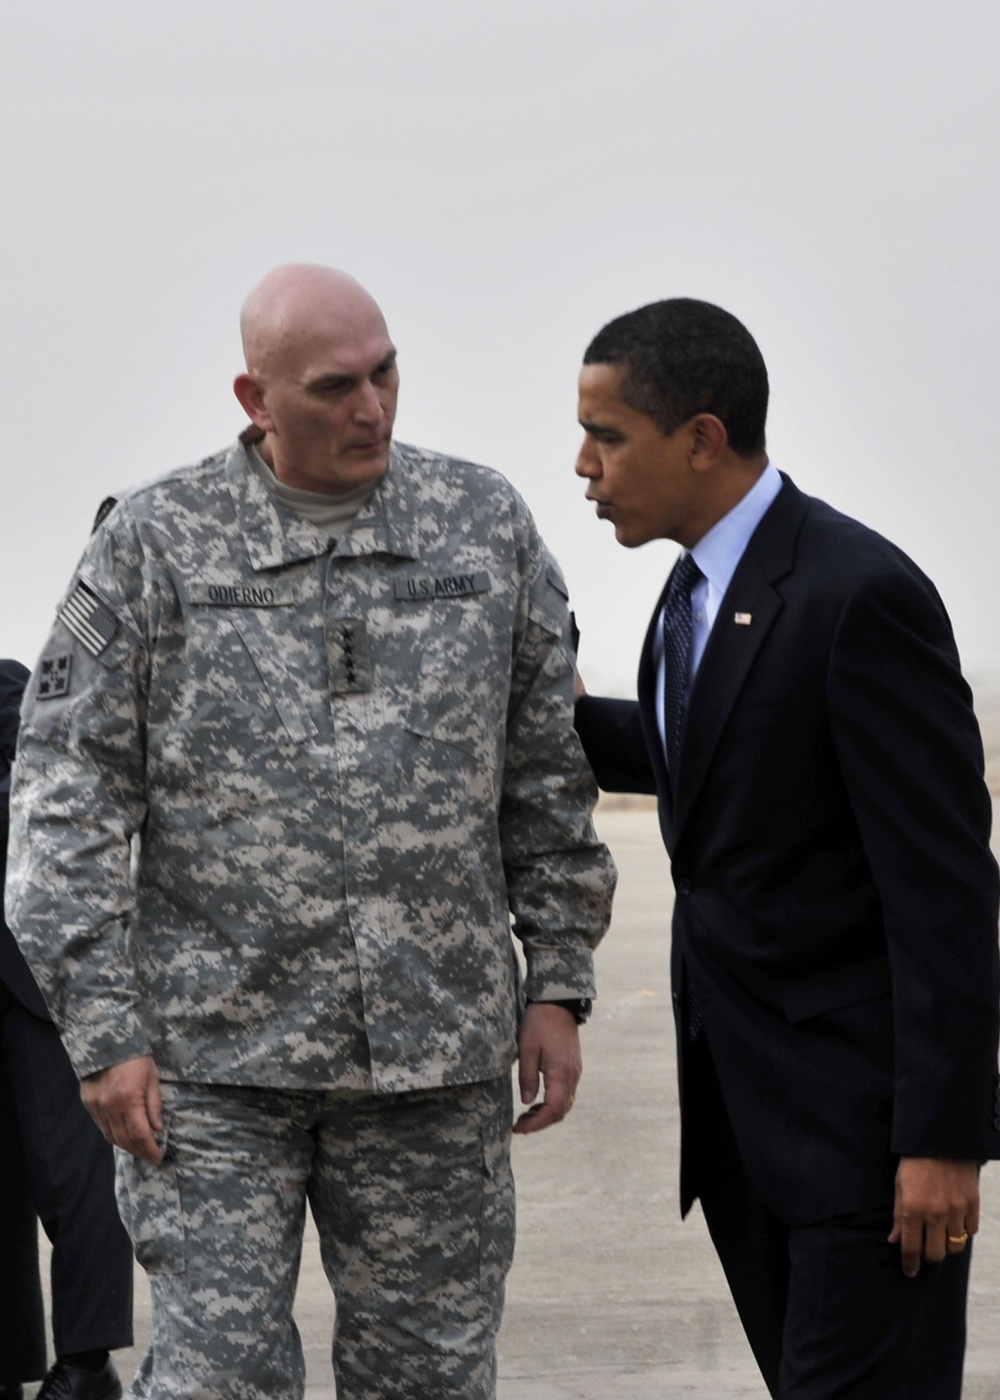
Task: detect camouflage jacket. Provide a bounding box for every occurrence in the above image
[6,436,616,1090]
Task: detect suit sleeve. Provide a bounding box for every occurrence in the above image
[574,695,657,795]
[827,563,1000,1159]
[0,659,30,784]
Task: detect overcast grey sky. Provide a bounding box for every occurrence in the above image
[3,0,998,692]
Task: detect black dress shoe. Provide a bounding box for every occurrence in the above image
[36,1359,122,1400]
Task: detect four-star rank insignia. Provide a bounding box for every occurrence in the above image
[37,654,72,700]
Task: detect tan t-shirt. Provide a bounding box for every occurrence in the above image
[247,443,376,538]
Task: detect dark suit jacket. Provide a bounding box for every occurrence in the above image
[2,659,134,1361]
[576,476,1000,1226]
[1,659,51,1020]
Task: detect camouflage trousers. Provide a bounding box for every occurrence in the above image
[115,1075,515,1399]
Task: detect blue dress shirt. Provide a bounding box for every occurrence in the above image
[655,462,784,756]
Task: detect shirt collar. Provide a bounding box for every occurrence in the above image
[228,433,420,572]
[689,461,783,597]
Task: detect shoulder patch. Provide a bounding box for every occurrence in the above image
[36,654,72,700]
[59,582,120,657]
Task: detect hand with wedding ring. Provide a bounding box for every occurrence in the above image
[889,1157,980,1277]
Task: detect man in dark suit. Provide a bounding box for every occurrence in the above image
[0,658,132,1400]
[0,1043,46,1398]
[571,299,1000,1399]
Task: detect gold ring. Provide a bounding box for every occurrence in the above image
[948,1232,969,1246]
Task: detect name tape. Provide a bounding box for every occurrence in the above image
[394,572,491,602]
[189,582,298,607]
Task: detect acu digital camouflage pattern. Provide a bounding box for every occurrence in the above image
[7,435,616,1089]
[119,1075,513,1399]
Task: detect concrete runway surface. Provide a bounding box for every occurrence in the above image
[35,767,1000,1397]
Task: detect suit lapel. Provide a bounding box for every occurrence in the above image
[672,476,808,838]
[637,569,674,818]
[673,558,781,834]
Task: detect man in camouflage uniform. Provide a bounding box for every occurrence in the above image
[5,266,616,1400]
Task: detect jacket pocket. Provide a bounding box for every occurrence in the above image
[230,611,318,745]
[115,1122,186,1275]
[405,603,505,763]
[159,610,317,772]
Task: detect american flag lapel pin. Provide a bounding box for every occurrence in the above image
[734,612,752,626]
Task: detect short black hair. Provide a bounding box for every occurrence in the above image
[583,298,769,456]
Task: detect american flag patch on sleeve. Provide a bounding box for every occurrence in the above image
[59,581,120,656]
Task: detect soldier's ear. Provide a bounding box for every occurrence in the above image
[233,373,273,431]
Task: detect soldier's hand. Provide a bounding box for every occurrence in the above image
[81,1054,164,1164]
[514,1002,582,1135]
[888,1156,979,1277]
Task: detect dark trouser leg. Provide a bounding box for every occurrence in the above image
[3,999,133,1356]
[0,1012,47,1382]
[691,1035,971,1399]
[690,1039,788,1397]
[781,1208,970,1400]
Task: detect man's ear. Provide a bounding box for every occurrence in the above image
[233,372,272,431]
[689,413,728,471]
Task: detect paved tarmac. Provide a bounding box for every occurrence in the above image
[33,797,1000,1398]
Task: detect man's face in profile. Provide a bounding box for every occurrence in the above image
[575,362,701,548]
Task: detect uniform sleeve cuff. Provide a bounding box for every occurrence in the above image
[523,944,597,1003]
[61,1012,152,1080]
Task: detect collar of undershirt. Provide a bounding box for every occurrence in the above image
[247,442,378,538]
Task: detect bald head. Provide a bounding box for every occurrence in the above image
[233,264,399,495]
[240,265,389,375]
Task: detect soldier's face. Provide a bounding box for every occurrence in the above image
[575,363,703,548]
[252,312,399,495]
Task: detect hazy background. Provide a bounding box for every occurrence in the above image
[3,0,998,696]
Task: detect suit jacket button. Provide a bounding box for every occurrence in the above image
[675,878,691,897]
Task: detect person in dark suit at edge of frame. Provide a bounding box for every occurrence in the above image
[0,658,132,1400]
[571,298,1000,1399]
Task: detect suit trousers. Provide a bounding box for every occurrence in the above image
[0,984,134,1360]
[117,1074,515,1400]
[690,1037,971,1399]
[0,1050,47,1381]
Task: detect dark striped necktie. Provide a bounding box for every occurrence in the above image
[661,552,703,777]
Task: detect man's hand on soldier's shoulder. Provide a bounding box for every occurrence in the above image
[514,1001,583,1135]
[82,1053,164,1164]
